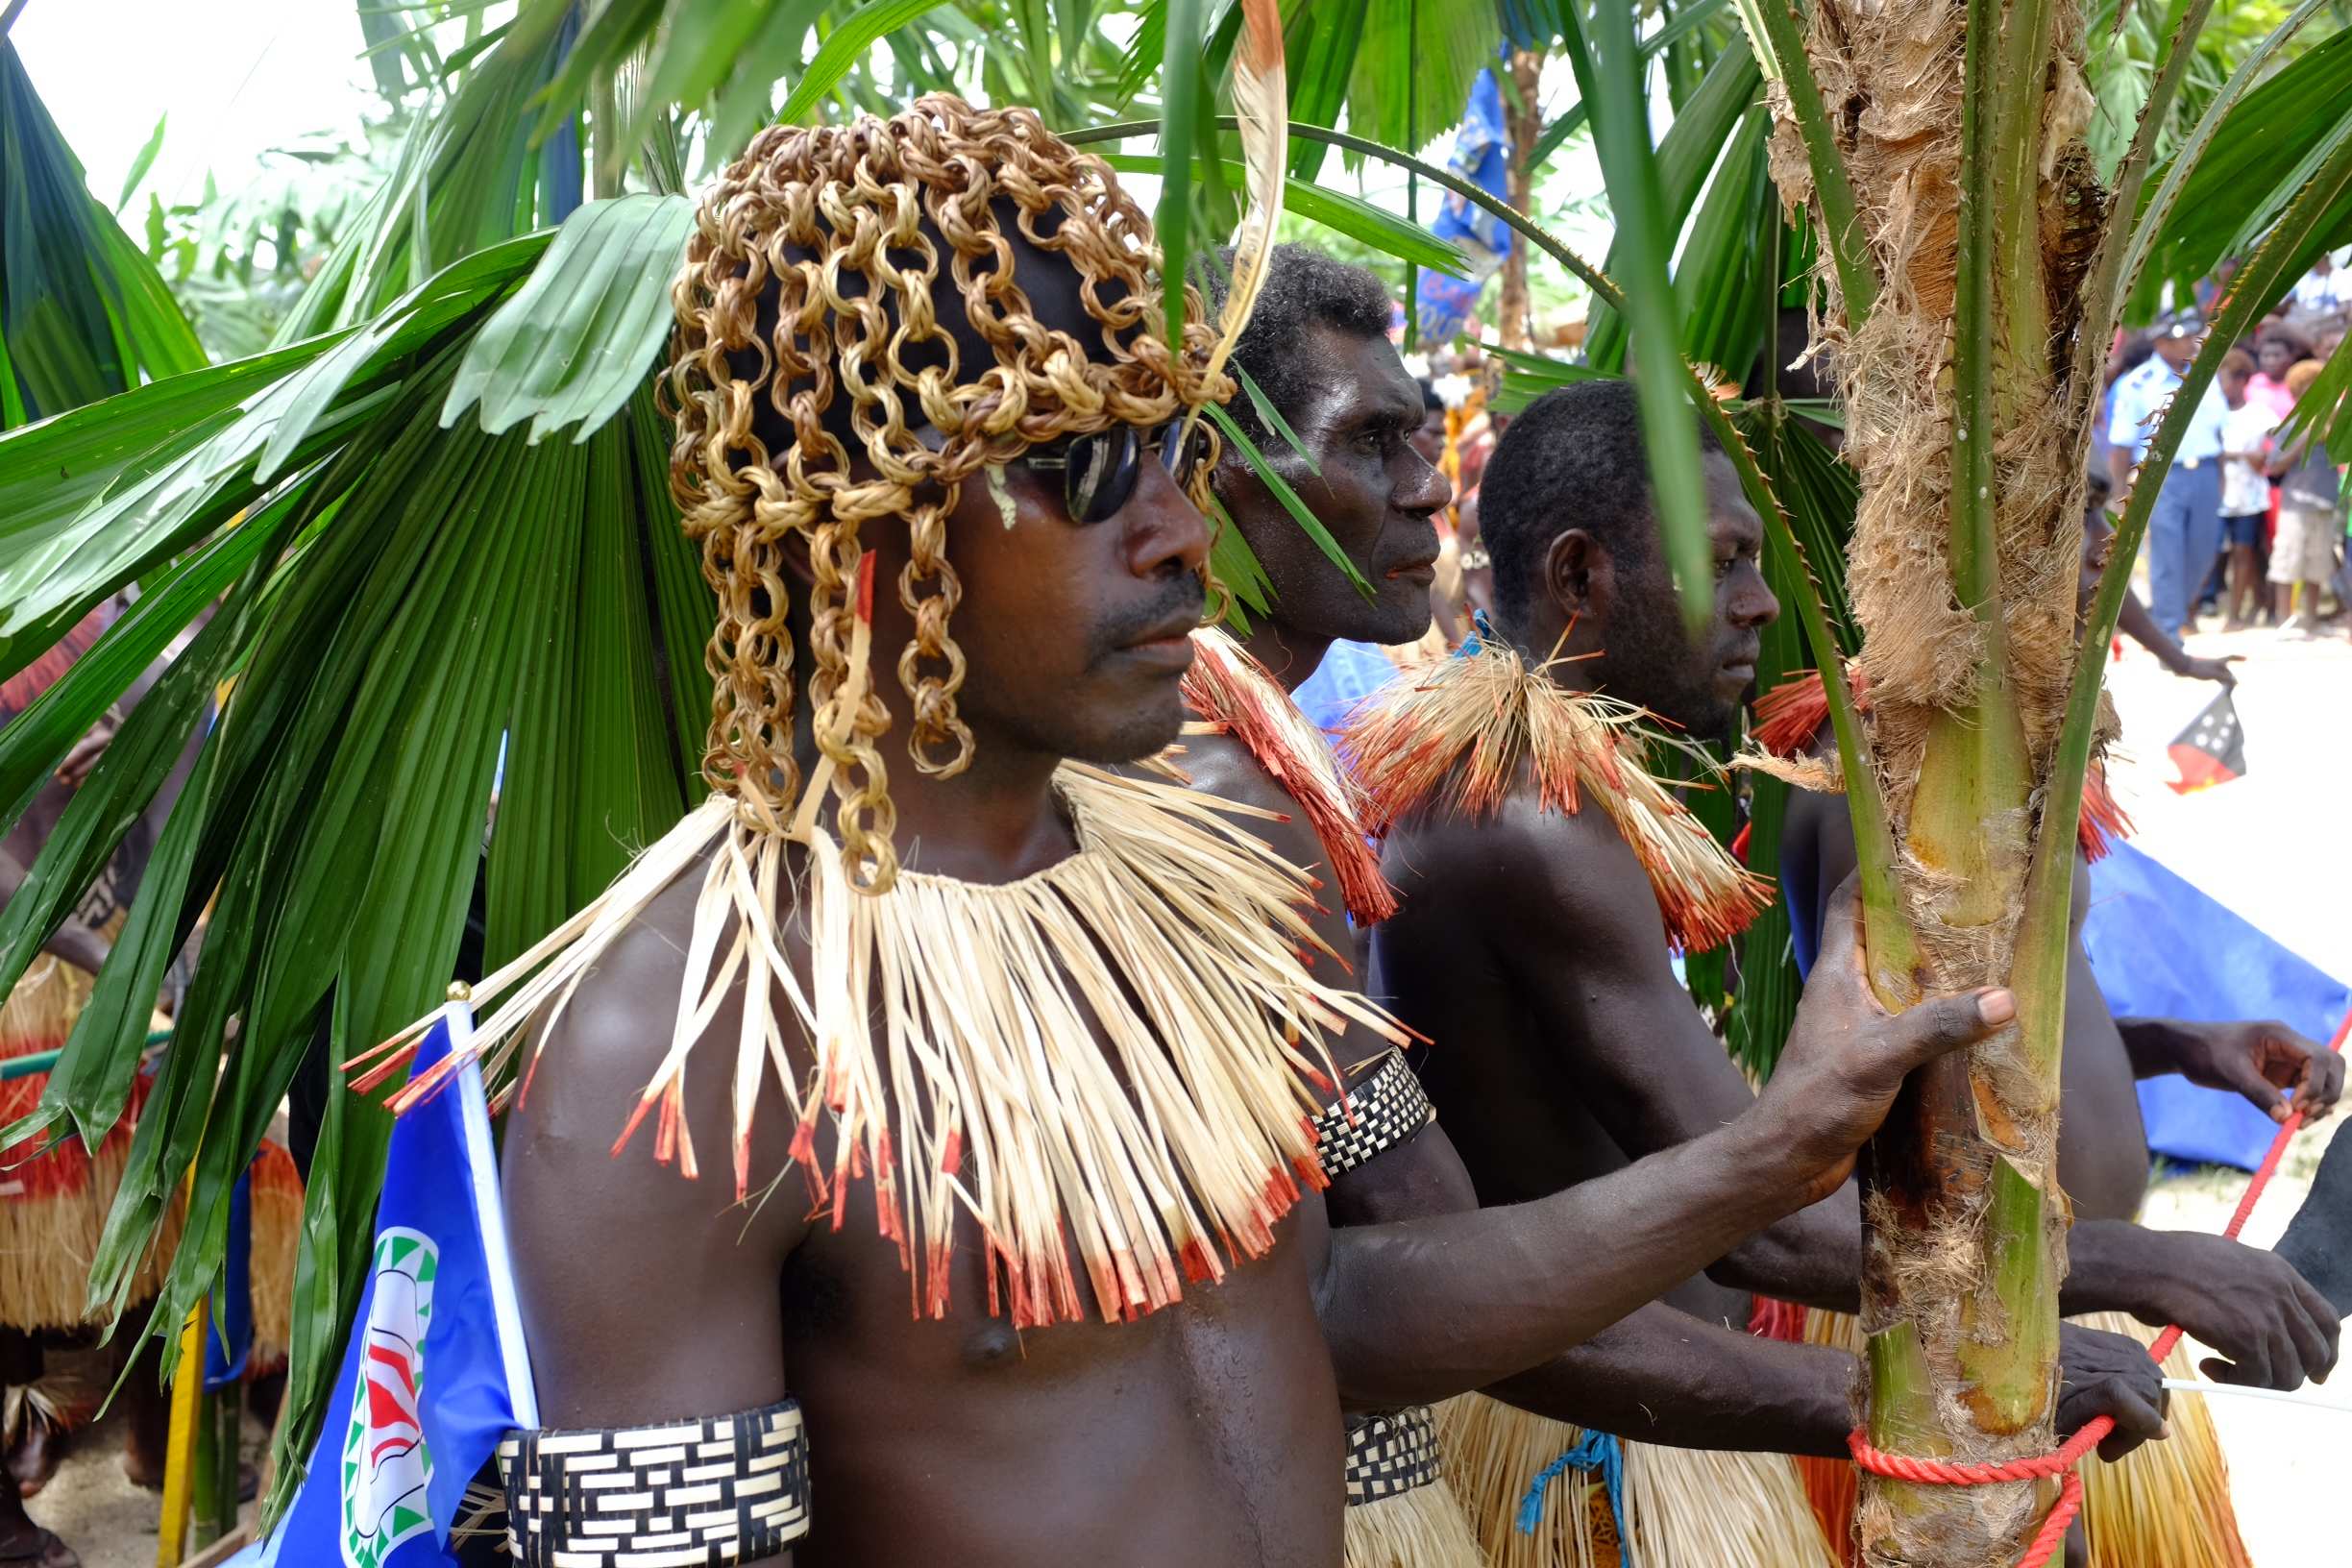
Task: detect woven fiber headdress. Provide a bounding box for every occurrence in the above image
[665,94,1226,892]
[361,90,1427,1327]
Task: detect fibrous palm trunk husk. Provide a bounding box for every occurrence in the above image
[1760,1,2114,1562]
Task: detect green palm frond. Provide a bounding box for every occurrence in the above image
[0,211,710,1518]
[1562,1,1713,623]
[1578,38,1765,374]
[0,40,204,425]
[2128,23,2352,319]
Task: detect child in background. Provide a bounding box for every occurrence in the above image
[2216,349,2269,629]
[2265,358,2345,635]
[2245,328,2307,419]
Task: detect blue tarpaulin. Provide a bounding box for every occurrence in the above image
[2082,839,2352,1171]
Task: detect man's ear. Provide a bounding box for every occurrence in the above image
[1543,527,1611,623]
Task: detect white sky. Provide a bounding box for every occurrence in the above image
[11,0,378,211]
[9,3,1626,312]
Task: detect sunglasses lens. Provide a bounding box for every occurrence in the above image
[1066,426,1141,524]
[1158,417,1210,486]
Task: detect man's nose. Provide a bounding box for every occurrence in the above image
[1729,563,1779,628]
[1122,445,1211,578]
[1397,448,1455,517]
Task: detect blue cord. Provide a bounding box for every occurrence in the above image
[1515,1428,1630,1566]
[1455,608,1497,657]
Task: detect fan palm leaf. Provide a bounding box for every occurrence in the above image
[0,39,203,423]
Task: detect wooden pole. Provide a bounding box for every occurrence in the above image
[155,1297,207,1567]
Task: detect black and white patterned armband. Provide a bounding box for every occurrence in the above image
[500,1398,810,1566]
[1343,1405,1444,1505]
[1311,1049,1436,1177]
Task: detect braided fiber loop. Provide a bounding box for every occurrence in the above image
[664,95,1228,891]
[1849,1000,2349,1568]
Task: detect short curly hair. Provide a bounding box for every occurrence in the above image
[1209,242,1393,450]
[1481,379,1720,628]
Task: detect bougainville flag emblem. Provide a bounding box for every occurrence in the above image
[340,1228,439,1568]
[2167,689,2247,794]
[230,1004,535,1568]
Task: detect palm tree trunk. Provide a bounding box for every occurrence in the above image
[1762,2,2108,1561]
[1498,47,1545,350]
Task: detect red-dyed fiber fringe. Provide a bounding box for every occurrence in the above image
[1749,1293,1808,1343]
[0,1036,149,1199]
[0,608,107,724]
[1751,671,2131,861]
[1747,1293,1863,1564]
[1181,634,1399,927]
[1849,1001,2352,1568]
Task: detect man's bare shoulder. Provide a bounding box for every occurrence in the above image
[524,861,713,1125]
[1383,778,1650,930]
[502,848,808,1246]
[1162,730,1333,874]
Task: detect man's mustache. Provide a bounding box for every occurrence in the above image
[1088,578,1209,665]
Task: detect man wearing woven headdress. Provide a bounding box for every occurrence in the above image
[1182,257,2176,1568]
[1346,379,2338,1566]
[452,102,2035,1568]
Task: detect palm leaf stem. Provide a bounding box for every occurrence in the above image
[2022,118,2352,1077]
[2066,0,2217,424]
[1693,392,1922,1002]
[2115,0,2330,315]
[1744,0,1878,323]
[1948,0,2002,624]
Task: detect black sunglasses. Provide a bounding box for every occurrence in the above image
[1021,416,1211,525]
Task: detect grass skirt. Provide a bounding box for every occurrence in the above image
[1346,1475,1489,1568]
[1795,1308,2250,1568]
[1436,1392,1840,1567]
[2,952,298,1362]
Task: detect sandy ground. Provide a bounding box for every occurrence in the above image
[17,615,2351,1568]
[14,1391,261,1568]
[2102,613,2352,1568]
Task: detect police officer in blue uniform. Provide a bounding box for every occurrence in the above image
[2106,309,2232,639]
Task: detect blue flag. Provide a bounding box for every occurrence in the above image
[237,1003,537,1568]
[1415,65,1514,344]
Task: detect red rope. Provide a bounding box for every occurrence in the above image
[1849,1001,2352,1567]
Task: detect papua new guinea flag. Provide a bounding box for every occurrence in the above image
[235,1003,537,1568]
[2167,687,2247,794]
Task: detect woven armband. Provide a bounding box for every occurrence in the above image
[1343,1405,1443,1505]
[500,1399,809,1566]
[1311,1049,1435,1177]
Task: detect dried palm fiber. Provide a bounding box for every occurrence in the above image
[1791,1307,2249,1568]
[2069,1311,2250,1568]
[1760,1,2097,783]
[1336,635,1772,953]
[357,96,1415,1328]
[1748,670,2132,861]
[1345,1478,1487,1568]
[1342,1403,1482,1568]
[1183,625,1397,924]
[1436,1393,1840,1568]
[0,944,174,1329]
[245,1139,302,1368]
[0,955,299,1342]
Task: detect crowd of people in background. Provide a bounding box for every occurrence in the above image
[2102,257,2349,642]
